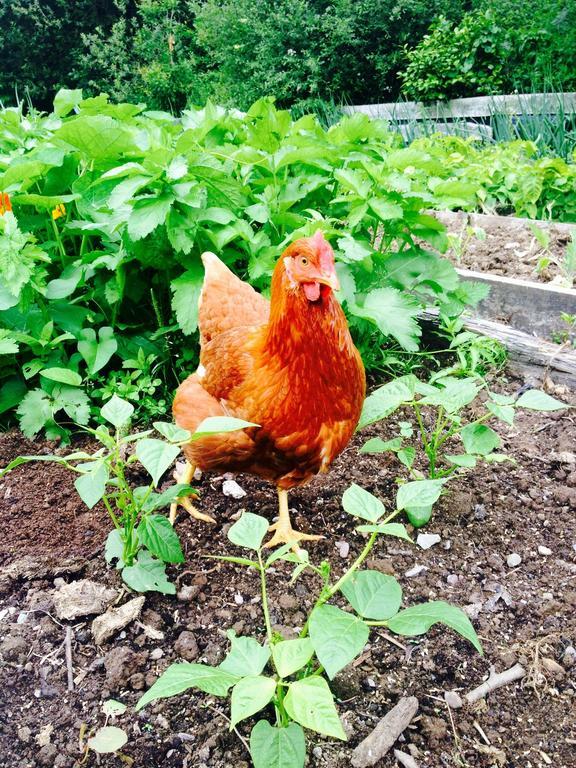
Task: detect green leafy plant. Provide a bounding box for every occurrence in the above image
[1,395,257,593]
[135,494,482,767]
[81,699,129,760]
[359,373,569,526]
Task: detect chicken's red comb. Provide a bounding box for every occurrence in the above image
[309,229,334,273]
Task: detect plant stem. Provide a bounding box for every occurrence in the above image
[258,550,273,645]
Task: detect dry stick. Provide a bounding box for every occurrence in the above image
[65,626,74,692]
[394,749,419,768]
[464,663,525,704]
[351,696,419,768]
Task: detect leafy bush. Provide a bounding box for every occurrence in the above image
[0,91,484,438]
[401,2,576,101]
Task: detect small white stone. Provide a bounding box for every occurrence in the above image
[405,564,427,578]
[234,593,244,605]
[446,574,459,586]
[222,479,246,499]
[538,545,552,556]
[507,553,522,568]
[312,746,323,758]
[417,533,441,550]
[335,540,350,558]
[444,691,463,709]
[150,648,164,660]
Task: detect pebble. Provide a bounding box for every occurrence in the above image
[177,584,200,602]
[474,503,486,520]
[405,565,427,578]
[336,540,350,558]
[506,553,522,568]
[222,479,246,499]
[417,533,441,550]
[446,574,459,586]
[174,630,199,661]
[444,691,463,709]
[17,726,31,743]
[538,545,552,556]
[53,579,117,620]
[150,648,164,660]
[91,596,146,645]
[312,746,323,758]
[234,593,244,605]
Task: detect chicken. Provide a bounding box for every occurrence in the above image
[171,230,366,548]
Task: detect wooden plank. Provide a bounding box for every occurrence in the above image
[420,309,576,387]
[434,210,576,236]
[344,92,576,121]
[456,268,576,338]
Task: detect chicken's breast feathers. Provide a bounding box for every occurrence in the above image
[199,252,269,343]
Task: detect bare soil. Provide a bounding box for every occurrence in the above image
[436,211,576,286]
[1,371,575,768]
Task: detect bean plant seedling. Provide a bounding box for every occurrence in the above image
[136,488,482,768]
[0,395,257,593]
[359,373,569,527]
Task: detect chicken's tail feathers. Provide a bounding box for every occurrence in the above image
[198,251,270,343]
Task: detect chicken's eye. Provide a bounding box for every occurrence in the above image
[300,257,309,266]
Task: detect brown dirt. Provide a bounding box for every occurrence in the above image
[1,371,575,768]
[436,211,576,286]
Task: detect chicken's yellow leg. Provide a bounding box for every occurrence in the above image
[265,488,324,552]
[169,460,216,526]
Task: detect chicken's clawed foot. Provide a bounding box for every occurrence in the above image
[169,461,216,526]
[264,487,324,554]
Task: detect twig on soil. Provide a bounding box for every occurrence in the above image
[393,749,419,768]
[351,696,419,768]
[472,720,491,745]
[464,663,526,704]
[201,703,250,756]
[373,630,408,653]
[65,626,74,692]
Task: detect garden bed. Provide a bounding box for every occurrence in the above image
[1,372,575,767]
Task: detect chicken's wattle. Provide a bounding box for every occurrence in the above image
[303,282,321,301]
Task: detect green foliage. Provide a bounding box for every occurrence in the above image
[136,495,481,767]
[1,397,255,593]
[0,92,481,437]
[359,371,570,524]
[401,2,576,102]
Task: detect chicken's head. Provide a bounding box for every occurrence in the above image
[281,230,340,302]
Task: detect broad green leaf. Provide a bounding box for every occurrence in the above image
[358,375,417,429]
[486,401,515,425]
[55,114,137,159]
[87,726,127,754]
[355,523,412,541]
[40,367,82,386]
[102,699,127,717]
[227,512,269,551]
[460,424,501,456]
[309,604,369,679]
[104,529,124,565]
[445,453,477,468]
[135,439,180,486]
[351,288,421,352]
[250,720,306,768]
[341,571,402,620]
[74,463,108,509]
[127,194,173,240]
[101,395,134,428]
[419,378,479,413]
[272,639,314,679]
[170,264,204,335]
[17,389,52,438]
[284,677,346,740]
[396,479,445,511]
[121,551,175,594]
[397,447,415,469]
[153,421,191,442]
[137,514,184,563]
[53,88,83,117]
[342,483,385,523]
[191,416,260,439]
[405,505,433,528]
[230,676,276,728]
[136,662,239,710]
[360,437,403,454]
[516,389,568,412]
[0,337,19,355]
[483,453,515,464]
[386,600,482,653]
[77,326,117,374]
[368,197,404,220]
[220,631,271,677]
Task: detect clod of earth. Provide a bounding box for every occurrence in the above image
[91,596,145,645]
[53,579,117,620]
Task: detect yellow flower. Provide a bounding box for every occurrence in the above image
[52,203,66,220]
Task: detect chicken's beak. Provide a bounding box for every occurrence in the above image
[317,271,340,292]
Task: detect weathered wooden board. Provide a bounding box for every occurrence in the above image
[456,268,576,338]
[421,309,576,387]
[344,92,576,122]
[434,209,576,236]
